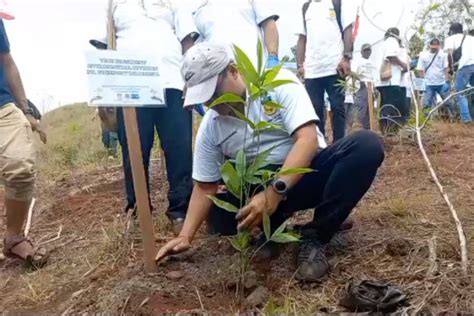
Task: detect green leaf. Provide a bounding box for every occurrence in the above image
[235,149,246,178]
[255,120,285,131]
[246,147,274,177]
[229,106,256,129]
[229,236,243,252]
[278,167,313,176]
[250,84,262,99]
[263,79,296,91]
[208,93,245,108]
[263,63,283,85]
[263,212,271,241]
[257,39,264,76]
[245,175,261,185]
[271,233,300,244]
[254,169,276,183]
[272,219,288,237]
[221,161,241,199]
[263,100,284,110]
[207,195,239,213]
[233,44,259,85]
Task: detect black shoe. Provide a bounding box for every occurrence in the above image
[296,239,329,282]
[254,235,281,261]
[170,218,185,236]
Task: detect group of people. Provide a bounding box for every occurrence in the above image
[0,0,471,284]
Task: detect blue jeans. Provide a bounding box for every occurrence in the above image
[455,64,474,122]
[424,83,456,114]
[116,89,193,219]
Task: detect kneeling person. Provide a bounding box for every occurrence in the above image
[156,43,385,282]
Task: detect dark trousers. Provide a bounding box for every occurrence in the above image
[377,86,408,134]
[116,89,193,219]
[305,75,346,142]
[207,130,385,244]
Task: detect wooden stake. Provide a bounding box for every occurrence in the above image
[123,107,158,273]
[24,198,35,237]
[367,82,377,131]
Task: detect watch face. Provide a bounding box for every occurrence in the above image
[274,179,287,193]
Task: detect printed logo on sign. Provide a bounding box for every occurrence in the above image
[117,93,123,101]
[131,93,140,100]
[329,8,336,19]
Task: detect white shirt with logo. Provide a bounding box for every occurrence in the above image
[95,0,199,91]
[193,69,327,183]
[193,0,278,67]
[417,50,448,86]
[297,0,355,79]
[376,37,402,87]
[444,34,474,69]
[352,57,378,83]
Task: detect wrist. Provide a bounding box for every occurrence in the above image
[177,234,192,243]
[265,187,283,213]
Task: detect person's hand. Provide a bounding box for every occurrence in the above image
[297,66,305,82]
[337,57,351,78]
[25,114,47,144]
[266,53,280,68]
[236,190,282,231]
[155,236,191,263]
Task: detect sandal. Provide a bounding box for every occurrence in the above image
[3,235,49,269]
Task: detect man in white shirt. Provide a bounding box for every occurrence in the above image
[296,0,355,142]
[90,0,199,234]
[375,27,408,134]
[350,43,378,130]
[155,43,385,282]
[192,0,280,68]
[445,23,474,123]
[417,38,453,112]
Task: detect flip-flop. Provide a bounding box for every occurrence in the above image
[3,235,49,269]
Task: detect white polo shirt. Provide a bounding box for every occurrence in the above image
[193,0,279,67]
[297,0,355,79]
[351,57,378,83]
[416,50,448,86]
[94,0,199,91]
[193,69,327,183]
[444,34,474,69]
[376,37,402,87]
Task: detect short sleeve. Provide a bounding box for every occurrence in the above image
[444,36,456,51]
[252,0,279,26]
[275,71,319,135]
[0,20,10,53]
[340,0,356,30]
[192,113,225,182]
[384,38,400,58]
[416,54,426,71]
[171,0,200,42]
[296,1,307,36]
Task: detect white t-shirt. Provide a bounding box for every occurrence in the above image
[94,0,199,91]
[193,69,327,183]
[399,47,411,88]
[416,50,448,86]
[444,34,474,69]
[352,57,378,83]
[193,0,278,67]
[297,0,355,79]
[376,37,402,87]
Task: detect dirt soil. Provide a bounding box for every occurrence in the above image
[1,122,473,314]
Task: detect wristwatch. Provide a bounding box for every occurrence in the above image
[343,52,353,60]
[23,108,34,116]
[271,178,289,196]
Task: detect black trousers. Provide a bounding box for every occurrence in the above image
[116,89,193,219]
[377,86,409,134]
[207,130,385,244]
[305,75,346,142]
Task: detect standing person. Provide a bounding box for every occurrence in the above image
[445,23,474,123]
[376,27,408,134]
[0,19,48,267]
[351,43,378,130]
[296,0,355,142]
[417,38,453,113]
[192,0,280,68]
[399,45,412,121]
[155,43,384,282]
[91,0,199,235]
[96,107,118,158]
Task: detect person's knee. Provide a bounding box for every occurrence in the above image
[350,130,385,165]
[3,158,36,202]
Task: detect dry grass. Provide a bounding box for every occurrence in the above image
[0,106,473,313]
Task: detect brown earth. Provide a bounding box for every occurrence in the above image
[0,121,473,314]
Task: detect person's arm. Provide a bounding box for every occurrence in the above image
[388,56,408,72]
[236,123,319,229]
[172,0,199,55]
[296,34,306,79]
[261,18,279,56]
[2,52,27,112]
[181,33,195,55]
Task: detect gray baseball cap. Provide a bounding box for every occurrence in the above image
[361,43,372,51]
[181,43,231,107]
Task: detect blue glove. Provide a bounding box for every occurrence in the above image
[194,103,206,117]
[266,53,279,68]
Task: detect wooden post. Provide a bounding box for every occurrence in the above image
[367,81,377,131]
[123,107,158,273]
[107,0,157,273]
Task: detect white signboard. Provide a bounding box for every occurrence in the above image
[85,50,165,107]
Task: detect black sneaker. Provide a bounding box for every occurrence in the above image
[254,235,281,261]
[296,239,329,282]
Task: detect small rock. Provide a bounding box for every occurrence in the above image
[169,249,198,262]
[385,238,413,257]
[244,270,258,289]
[245,286,269,308]
[166,270,185,281]
[0,253,5,261]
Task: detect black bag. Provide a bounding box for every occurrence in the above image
[452,34,467,70]
[303,0,344,37]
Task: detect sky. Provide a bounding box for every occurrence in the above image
[4,0,421,112]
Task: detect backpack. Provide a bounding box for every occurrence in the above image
[451,34,467,70]
[303,0,344,38]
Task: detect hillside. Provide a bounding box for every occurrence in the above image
[0,105,473,313]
